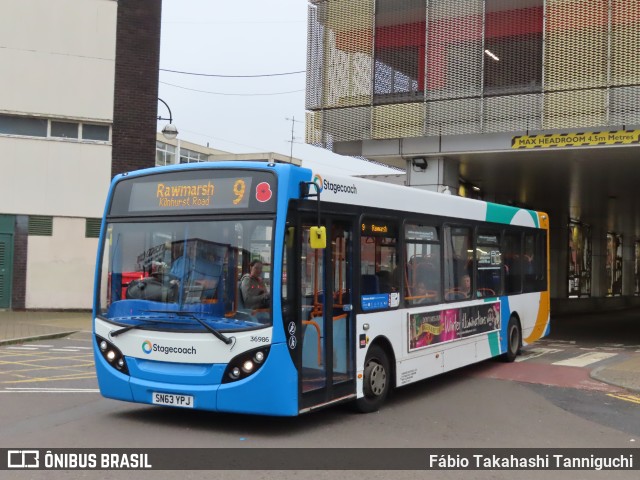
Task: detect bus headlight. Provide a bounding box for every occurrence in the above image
[242,360,254,373]
[95,335,129,375]
[223,347,270,383]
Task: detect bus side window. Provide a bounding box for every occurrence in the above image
[404,223,441,305]
[444,225,472,299]
[476,230,502,297]
[360,218,398,309]
[523,231,547,292]
[504,232,522,294]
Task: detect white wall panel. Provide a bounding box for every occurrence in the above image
[0,0,116,119]
[0,138,111,218]
[26,217,98,309]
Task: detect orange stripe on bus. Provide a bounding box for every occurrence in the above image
[524,291,550,344]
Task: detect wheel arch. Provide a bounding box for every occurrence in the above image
[367,335,397,388]
[502,308,522,349]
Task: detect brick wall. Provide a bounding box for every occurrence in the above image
[11,216,28,310]
[112,0,163,177]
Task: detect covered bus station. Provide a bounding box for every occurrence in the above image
[304,0,640,314]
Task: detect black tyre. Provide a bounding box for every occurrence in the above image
[501,316,521,363]
[354,344,390,413]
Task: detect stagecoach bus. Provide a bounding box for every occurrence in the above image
[93,161,550,416]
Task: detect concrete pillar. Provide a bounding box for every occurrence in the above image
[622,237,635,296]
[549,217,567,298]
[405,157,459,194]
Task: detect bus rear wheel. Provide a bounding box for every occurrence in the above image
[355,344,390,413]
[502,316,521,363]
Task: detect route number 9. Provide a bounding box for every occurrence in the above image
[233,179,246,205]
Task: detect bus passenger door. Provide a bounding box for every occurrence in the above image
[300,218,355,410]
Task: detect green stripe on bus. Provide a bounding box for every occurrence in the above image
[488,331,501,356]
[485,204,539,227]
[485,204,517,224]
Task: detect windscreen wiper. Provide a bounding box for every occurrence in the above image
[144,310,233,345]
[110,318,176,337]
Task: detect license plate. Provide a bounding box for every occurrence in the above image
[152,392,194,408]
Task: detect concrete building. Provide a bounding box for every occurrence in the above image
[0,0,300,311]
[0,0,117,309]
[155,133,302,167]
[305,0,640,311]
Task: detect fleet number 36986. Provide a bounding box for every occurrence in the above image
[250,336,270,343]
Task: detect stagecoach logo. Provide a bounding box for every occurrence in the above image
[141,340,197,356]
[142,340,152,354]
[312,174,323,192]
[313,173,358,196]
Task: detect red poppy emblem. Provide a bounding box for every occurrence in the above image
[255,182,273,203]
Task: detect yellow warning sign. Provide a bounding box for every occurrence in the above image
[512,130,640,149]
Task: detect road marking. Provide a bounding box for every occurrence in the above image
[0,363,95,380]
[4,373,97,384]
[50,348,80,352]
[26,344,53,348]
[552,352,617,367]
[607,393,640,405]
[5,346,39,351]
[516,347,563,362]
[1,387,99,393]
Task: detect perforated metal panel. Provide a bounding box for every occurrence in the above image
[545,0,608,91]
[610,86,640,126]
[426,0,483,101]
[325,106,372,141]
[305,111,324,147]
[372,103,424,139]
[484,94,542,133]
[611,0,640,87]
[543,89,607,130]
[305,0,640,152]
[426,98,481,136]
[306,3,324,110]
[483,0,543,97]
[321,0,374,108]
[373,0,425,105]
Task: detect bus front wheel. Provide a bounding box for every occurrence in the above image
[502,316,522,363]
[355,344,390,413]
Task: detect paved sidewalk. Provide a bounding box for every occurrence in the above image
[0,309,638,394]
[0,310,91,346]
[591,356,640,393]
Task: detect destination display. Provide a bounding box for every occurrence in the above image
[108,170,277,216]
[361,221,396,237]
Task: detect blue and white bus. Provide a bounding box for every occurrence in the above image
[93,161,550,416]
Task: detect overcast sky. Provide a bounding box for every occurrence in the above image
[158,0,399,176]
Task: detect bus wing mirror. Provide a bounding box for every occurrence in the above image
[309,226,326,249]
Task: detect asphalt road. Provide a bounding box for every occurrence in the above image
[0,331,638,479]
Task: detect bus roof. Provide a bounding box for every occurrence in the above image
[115,161,546,229]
